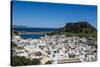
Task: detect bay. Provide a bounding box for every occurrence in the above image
[20,34,43,39]
[13,28,57,39]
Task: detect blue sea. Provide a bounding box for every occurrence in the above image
[13,28,57,32]
[13,28,57,39]
[20,34,44,39]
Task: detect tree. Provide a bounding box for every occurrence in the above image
[45,61,52,64]
[11,56,41,66]
[14,31,19,35]
[12,56,32,66]
[31,59,41,65]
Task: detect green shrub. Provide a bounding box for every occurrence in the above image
[11,56,41,66]
[45,61,52,64]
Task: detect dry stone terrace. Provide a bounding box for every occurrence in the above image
[12,34,97,64]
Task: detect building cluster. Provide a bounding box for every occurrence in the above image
[12,35,97,64]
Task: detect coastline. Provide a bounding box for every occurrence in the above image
[16,31,53,35]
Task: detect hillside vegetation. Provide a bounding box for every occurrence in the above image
[47,21,97,38]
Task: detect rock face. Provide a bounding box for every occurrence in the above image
[63,21,96,33]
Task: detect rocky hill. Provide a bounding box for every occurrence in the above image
[61,21,96,33]
[47,21,97,37]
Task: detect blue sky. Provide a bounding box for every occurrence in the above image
[12,1,97,28]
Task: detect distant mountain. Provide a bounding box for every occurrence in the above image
[12,25,57,32]
[12,25,58,29]
[12,25,28,28]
